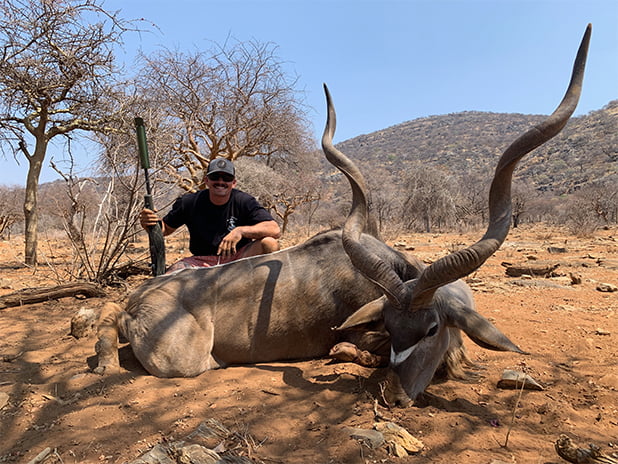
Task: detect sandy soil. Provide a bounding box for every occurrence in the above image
[0,224,616,464]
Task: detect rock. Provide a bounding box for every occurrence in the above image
[0,391,9,410]
[171,443,221,463]
[186,418,231,442]
[552,304,578,312]
[70,306,101,338]
[512,279,567,289]
[126,419,252,464]
[598,373,618,389]
[25,447,52,464]
[374,421,424,455]
[596,282,617,293]
[344,426,384,449]
[554,434,618,464]
[128,441,225,464]
[497,370,544,391]
[391,442,409,458]
[569,272,582,285]
[128,443,176,464]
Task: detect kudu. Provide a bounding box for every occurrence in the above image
[95,24,590,405]
[324,24,590,401]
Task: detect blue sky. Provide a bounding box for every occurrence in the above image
[1,0,616,186]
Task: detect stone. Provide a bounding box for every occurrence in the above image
[497,370,544,391]
[374,421,424,455]
[596,282,617,293]
[0,391,9,410]
[598,373,618,389]
[70,306,101,338]
[343,426,384,449]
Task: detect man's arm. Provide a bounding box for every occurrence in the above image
[217,220,281,256]
[235,220,281,240]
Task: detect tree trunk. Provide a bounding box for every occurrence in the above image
[23,140,46,265]
[423,213,431,233]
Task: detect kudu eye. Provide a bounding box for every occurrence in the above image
[426,323,439,338]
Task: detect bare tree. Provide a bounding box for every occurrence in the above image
[0,185,23,239]
[402,162,457,233]
[366,167,405,239]
[511,181,535,228]
[48,131,153,284]
[235,156,321,235]
[0,0,133,264]
[564,178,618,232]
[133,39,314,192]
[454,168,491,228]
[526,190,560,223]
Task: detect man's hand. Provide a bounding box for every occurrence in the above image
[139,208,160,229]
[218,228,243,256]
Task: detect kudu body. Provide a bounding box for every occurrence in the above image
[95,25,590,404]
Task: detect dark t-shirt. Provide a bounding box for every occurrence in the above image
[163,189,275,256]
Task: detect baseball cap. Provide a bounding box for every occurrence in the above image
[206,158,235,177]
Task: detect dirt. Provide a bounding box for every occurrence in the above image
[0,224,616,464]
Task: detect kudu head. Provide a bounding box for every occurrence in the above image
[322,25,590,401]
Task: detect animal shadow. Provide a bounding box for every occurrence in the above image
[254,362,386,398]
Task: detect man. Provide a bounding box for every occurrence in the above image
[139,158,280,273]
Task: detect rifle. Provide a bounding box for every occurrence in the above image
[134,117,166,276]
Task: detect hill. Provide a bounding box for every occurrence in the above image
[335,99,618,194]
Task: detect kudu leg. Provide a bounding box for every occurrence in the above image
[94,302,122,374]
[329,342,388,368]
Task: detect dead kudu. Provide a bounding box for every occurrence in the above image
[95,25,590,405]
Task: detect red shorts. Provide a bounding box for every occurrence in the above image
[165,244,251,274]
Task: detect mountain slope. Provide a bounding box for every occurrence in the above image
[335,100,618,194]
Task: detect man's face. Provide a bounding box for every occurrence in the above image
[205,172,236,200]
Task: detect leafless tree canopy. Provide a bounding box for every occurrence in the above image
[0,185,23,239]
[235,155,321,235]
[0,0,134,264]
[560,177,618,235]
[132,39,314,191]
[402,162,457,233]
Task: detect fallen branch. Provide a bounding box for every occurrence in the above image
[26,447,51,464]
[0,283,106,309]
[501,262,559,277]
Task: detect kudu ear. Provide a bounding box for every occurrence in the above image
[445,303,527,354]
[335,296,387,330]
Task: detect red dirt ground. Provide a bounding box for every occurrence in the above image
[1,224,616,463]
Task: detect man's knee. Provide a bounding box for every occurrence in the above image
[261,237,280,254]
[241,237,279,258]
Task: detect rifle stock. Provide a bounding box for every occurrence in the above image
[135,117,166,276]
